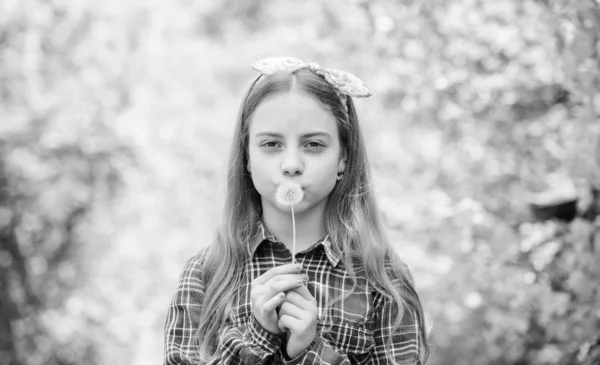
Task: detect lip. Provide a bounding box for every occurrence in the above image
[276,181,305,189]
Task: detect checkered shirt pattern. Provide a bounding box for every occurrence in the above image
[164,223,422,364]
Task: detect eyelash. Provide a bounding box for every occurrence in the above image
[259,141,325,150]
[261,141,281,149]
[305,141,324,150]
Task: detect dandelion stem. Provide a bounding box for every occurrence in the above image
[291,204,296,265]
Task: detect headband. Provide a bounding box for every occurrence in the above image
[251,57,372,111]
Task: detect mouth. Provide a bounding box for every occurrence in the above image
[276,182,305,189]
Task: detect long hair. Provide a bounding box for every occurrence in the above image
[196,69,430,363]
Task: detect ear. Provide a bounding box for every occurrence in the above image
[338,155,347,175]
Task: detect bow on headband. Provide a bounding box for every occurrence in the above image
[251,57,372,108]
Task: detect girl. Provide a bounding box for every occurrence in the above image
[164,57,430,365]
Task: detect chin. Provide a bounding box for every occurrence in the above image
[279,200,306,212]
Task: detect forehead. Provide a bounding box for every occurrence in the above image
[249,92,338,136]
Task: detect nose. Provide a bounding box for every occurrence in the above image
[281,148,303,177]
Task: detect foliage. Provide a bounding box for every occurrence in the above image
[0,1,137,364]
[0,0,599,364]
[357,0,600,363]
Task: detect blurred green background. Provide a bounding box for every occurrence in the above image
[1,0,600,364]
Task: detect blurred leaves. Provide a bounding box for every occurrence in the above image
[1,0,138,364]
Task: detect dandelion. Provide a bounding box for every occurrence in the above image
[276,182,304,206]
[275,182,304,264]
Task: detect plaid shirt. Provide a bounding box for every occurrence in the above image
[164,223,422,365]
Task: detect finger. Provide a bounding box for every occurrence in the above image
[264,274,305,297]
[262,292,286,312]
[286,284,314,302]
[281,290,310,310]
[278,314,302,333]
[255,264,303,285]
[282,292,319,325]
[279,301,303,320]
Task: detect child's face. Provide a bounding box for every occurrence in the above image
[248,92,345,217]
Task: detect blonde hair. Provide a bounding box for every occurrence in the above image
[196,69,429,363]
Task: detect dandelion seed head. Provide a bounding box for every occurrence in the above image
[276,182,304,206]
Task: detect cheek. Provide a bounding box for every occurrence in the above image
[247,146,263,172]
[247,150,272,190]
[321,178,337,197]
[321,165,337,183]
[248,170,270,200]
[248,152,269,177]
[314,162,339,194]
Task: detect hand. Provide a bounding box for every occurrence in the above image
[250,264,306,335]
[277,284,318,359]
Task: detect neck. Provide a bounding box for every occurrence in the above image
[261,201,327,254]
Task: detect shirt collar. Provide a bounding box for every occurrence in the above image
[247,221,342,267]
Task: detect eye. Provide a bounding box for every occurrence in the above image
[305,141,325,150]
[260,141,281,149]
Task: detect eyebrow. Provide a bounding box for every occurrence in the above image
[254,132,332,139]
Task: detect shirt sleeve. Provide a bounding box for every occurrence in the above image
[280,335,351,365]
[277,299,421,365]
[371,257,422,365]
[279,262,423,365]
[164,251,206,364]
[163,248,285,365]
[371,293,421,365]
